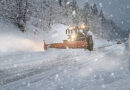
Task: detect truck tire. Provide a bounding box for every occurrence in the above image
[87,35,93,51]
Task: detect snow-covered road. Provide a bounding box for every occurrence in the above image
[0,43,129,90]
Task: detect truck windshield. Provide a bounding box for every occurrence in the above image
[78,29,83,33]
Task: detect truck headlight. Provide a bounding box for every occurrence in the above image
[81,24,86,29]
[71,39,74,41]
[71,34,76,39]
[69,26,75,30]
[67,39,71,42]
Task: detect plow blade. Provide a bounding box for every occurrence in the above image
[44,41,87,50]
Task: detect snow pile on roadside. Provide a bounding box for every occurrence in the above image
[0,21,43,54]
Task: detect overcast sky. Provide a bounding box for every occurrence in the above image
[77,0,130,30]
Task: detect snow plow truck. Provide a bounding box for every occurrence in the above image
[44,24,93,51]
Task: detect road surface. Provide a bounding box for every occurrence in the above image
[0,43,129,90]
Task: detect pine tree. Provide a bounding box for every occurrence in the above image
[0,0,29,32]
[63,0,68,7]
[59,0,62,6]
[71,0,80,25]
[15,0,29,32]
[92,3,98,15]
[48,6,52,28]
[82,2,91,25]
[83,2,91,16]
[99,9,105,21]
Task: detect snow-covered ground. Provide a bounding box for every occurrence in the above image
[0,22,129,90]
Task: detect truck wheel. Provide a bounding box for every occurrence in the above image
[87,35,93,51]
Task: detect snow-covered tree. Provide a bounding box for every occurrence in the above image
[59,0,62,6]
[70,0,81,25]
[63,0,68,7]
[0,0,127,40]
[83,2,91,17]
[91,3,98,15]
[99,9,105,21]
[82,2,92,26]
[0,0,29,32]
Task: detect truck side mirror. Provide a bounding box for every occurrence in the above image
[66,29,68,34]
